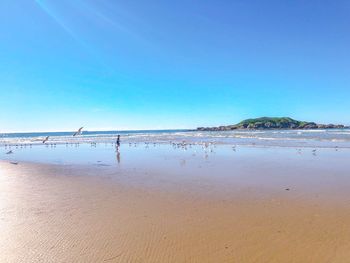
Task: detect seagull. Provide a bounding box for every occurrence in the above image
[6,150,13,154]
[42,136,49,144]
[73,127,84,137]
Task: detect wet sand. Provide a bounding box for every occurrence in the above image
[1,146,350,262]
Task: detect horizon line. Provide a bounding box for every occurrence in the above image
[0,128,193,135]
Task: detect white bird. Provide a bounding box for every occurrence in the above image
[73,127,84,137]
[42,136,49,144]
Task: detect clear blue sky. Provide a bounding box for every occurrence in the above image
[1,0,349,132]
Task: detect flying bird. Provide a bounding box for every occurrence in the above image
[42,136,50,144]
[73,127,84,137]
[6,150,13,154]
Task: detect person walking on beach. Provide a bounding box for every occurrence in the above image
[116,135,120,153]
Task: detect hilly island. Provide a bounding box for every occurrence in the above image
[197,117,347,131]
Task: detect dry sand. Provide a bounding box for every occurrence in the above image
[1,157,350,262]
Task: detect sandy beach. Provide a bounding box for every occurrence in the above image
[2,0,350,261]
[1,145,350,262]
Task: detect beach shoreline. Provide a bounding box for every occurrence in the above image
[1,144,350,262]
[2,128,350,149]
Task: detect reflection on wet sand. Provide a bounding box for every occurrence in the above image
[116,152,120,164]
[1,144,350,262]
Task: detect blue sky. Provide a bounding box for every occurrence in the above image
[0,0,349,132]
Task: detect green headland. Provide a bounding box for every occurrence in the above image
[197,117,346,131]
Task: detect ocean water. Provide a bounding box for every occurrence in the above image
[1,129,350,148]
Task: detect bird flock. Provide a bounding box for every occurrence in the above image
[1,126,343,160]
[3,127,84,155]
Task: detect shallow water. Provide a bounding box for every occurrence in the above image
[1,142,350,197]
[0,141,347,165]
[1,129,350,148]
